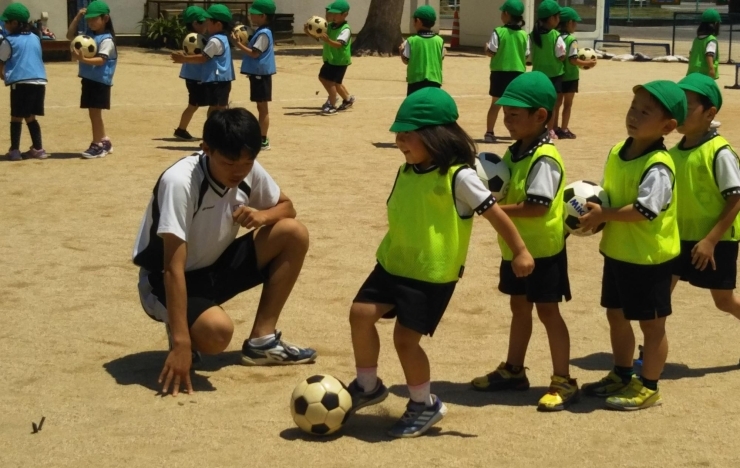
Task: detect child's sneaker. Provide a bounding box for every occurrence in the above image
[81,143,107,159]
[484,131,496,143]
[174,128,197,140]
[388,395,447,438]
[549,129,559,140]
[7,149,22,161]
[261,138,271,151]
[537,375,580,411]
[471,362,530,391]
[240,330,317,366]
[554,127,567,139]
[561,128,577,139]
[347,378,389,413]
[605,378,661,411]
[581,371,631,397]
[322,104,338,116]
[21,147,48,159]
[101,139,113,154]
[338,96,355,111]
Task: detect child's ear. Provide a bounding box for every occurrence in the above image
[536,108,549,124]
[707,106,718,121]
[662,119,678,135]
[201,142,211,155]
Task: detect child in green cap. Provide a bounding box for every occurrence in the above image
[669,73,740,332]
[688,8,721,128]
[347,87,533,437]
[483,0,528,143]
[316,0,354,114]
[579,80,687,411]
[173,6,209,141]
[470,71,578,412]
[400,5,444,96]
[530,0,565,140]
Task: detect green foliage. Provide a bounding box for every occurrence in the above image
[139,14,186,50]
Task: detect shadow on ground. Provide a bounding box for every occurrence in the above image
[571,352,740,380]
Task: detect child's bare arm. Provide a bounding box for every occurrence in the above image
[482,204,534,277]
[66,9,85,40]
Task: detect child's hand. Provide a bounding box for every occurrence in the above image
[76,8,87,18]
[511,250,535,278]
[578,202,605,233]
[233,205,268,230]
[170,52,185,63]
[71,48,82,61]
[319,32,329,42]
[691,238,717,271]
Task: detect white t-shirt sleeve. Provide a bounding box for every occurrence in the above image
[246,161,281,210]
[337,28,351,45]
[0,39,10,62]
[97,38,116,59]
[555,35,567,58]
[253,34,269,53]
[156,170,195,242]
[526,35,531,57]
[568,39,579,58]
[525,157,562,206]
[635,164,673,220]
[706,40,718,56]
[454,168,496,216]
[715,148,740,197]
[487,30,499,53]
[204,37,225,58]
[402,39,410,59]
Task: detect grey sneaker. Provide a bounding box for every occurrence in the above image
[388,395,447,438]
[7,149,22,161]
[347,378,389,413]
[22,147,48,159]
[484,131,496,143]
[338,95,355,111]
[241,330,317,366]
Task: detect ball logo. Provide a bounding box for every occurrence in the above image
[568,198,587,216]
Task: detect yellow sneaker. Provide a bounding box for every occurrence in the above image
[581,371,631,397]
[471,362,530,392]
[605,378,662,411]
[537,375,579,411]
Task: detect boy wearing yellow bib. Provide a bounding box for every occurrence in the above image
[670,74,740,325]
[400,6,444,96]
[580,80,687,410]
[470,72,577,412]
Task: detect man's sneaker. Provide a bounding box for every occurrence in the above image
[261,138,271,150]
[582,371,632,397]
[81,143,107,159]
[537,375,580,411]
[471,362,530,392]
[347,378,389,413]
[549,129,559,140]
[561,128,577,139]
[174,128,197,140]
[338,95,355,111]
[484,131,496,143]
[711,120,721,129]
[605,378,662,411]
[101,139,113,154]
[388,395,447,438]
[21,147,48,159]
[7,149,22,161]
[322,105,338,116]
[241,330,317,366]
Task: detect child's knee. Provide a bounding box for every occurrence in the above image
[393,324,422,351]
[535,304,561,321]
[712,293,738,313]
[349,303,379,328]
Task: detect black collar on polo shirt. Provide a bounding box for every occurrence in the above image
[199,153,229,197]
[677,129,720,151]
[618,137,666,161]
[509,130,551,162]
[418,30,436,38]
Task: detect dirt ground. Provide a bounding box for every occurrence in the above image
[2,45,740,468]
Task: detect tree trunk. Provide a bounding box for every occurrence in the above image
[351,0,405,57]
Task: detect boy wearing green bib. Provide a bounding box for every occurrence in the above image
[318,0,354,115]
[580,80,687,411]
[470,72,578,412]
[687,9,721,129]
[530,1,565,140]
[670,74,740,326]
[400,5,444,96]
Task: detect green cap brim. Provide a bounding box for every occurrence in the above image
[389,122,419,132]
[495,96,531,108]
[326,8,342,13]
[633,84,686,125]
[248,7,262,14]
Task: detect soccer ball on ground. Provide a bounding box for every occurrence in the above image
[305,16,328,38]
[291,374,352,436]
[578,47,597,70]
[182,33,206,55]
[475,152,510,201]
[232,25,249,44]
[562,180,610,236]
[70,35,97,58]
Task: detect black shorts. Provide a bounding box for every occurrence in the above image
[10,83,45,117]
[185,79,208,107]
[499,248,571,303]
[601,256,674,321]
[353,263,456,336]
[140,231,266,328]
[203,81,232,107]
[549,75,564,94]
[248,74,272,102]
[673,240,738,290]
[562,79,579,94]
[407,79,441,96]
[319,62,348,85]
[80,78,111,109]
[489,71,523,98]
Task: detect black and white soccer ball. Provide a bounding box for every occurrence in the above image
[70,35,97,58]
[475,152,511,201]
[305,16,328,38]
[232,25,249,44]
[290,374,352,436]
[182,32,206,55]
[563,180,610,236]
[578,47,597,70]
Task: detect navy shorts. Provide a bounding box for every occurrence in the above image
[499,248,571,303]
[672,240,738,290]
[601,256,674,321]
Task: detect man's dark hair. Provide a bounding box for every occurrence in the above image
[202,108,262,160]
[408,123,477,174]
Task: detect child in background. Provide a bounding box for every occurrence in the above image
[0,3,48,160]
[529,0,565,140]
[318,0,354,115]
[687,8,721,128]
[483,0,528,143]
[173,6,208,141]
[348,87,533,437]
[471,71,577,412]
[66,0,117,159]
[579,80,686,410]
[400,5,444,96]
[234,0,276,150]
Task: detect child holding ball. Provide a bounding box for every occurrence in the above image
[173,6,209,141]
[347,87,533,437]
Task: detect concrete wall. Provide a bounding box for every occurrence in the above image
[0,0,68,38]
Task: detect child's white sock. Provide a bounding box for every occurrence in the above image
[356,367,378,392]
[408,381,433,406]
[248,333,276,347]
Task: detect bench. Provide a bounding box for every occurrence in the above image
[41,39,71,62]
[593,39,670,56]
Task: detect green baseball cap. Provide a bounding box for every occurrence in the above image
[204,4,233,22]
[85,1,110,18]
[537,0,561,20]
[633,80,688,125]
[413,5,436,22]
[0,3,30,22]
[497,71,557,112]
[701,8,721,23]
[390,87,459,132]
[183,6,207,23]
[500,0,525,16]
[249,0,276,15]
[326,0,350,14]
[678,73,722,111]
[559,7,581,23]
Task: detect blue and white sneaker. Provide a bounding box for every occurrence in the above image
[81,142,107,159]
[388,395,447,438]
[240,330,317,366]
[101,139,113,154]
[347,378,389,413]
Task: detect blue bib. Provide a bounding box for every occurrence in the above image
[240,27,276,76]
[202,34,235,83]
[180,63,202,81]
[3,33,47,85]
[78,33,117,86]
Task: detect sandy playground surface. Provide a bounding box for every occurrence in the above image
[2,44,740,467]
